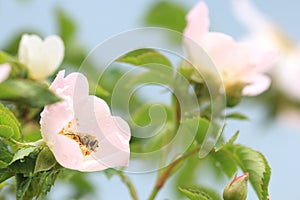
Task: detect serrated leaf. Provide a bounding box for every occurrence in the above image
[10,147,38,165]
[0,79,60,107]
[226,113,249,120]
[216,131,239,152]
[0,103,21,139]
[0,140,13,168]
[117,49,173,68]
[211,150,237,178]
[16,173,32,200]
[34,147,56,173]
[145,1,187,33]
[223,145,271,200]
[259,152,271,200]
[178,187,213,200]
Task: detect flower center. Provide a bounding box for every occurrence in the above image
[58,120,99,156]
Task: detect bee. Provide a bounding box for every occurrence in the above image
[79,134,99,152]
[62,130,99,156]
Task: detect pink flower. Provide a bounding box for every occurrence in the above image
[19,34,64,80]
[183,1,276,96]
[232,0,300,100]
[40,70,131,172]
[0,63,11,83]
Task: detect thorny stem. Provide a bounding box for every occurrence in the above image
[147,145,201,200]
[117,171,139,200]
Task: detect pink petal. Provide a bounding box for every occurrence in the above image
[41,71,131,172]
[200,32,238,69]
[183,1,209,44]
[0,63,11,83]
[242,75,271,96]
[52,134,84,169]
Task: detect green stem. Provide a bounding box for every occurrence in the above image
[147,145,201,200]
[118,171,139,200]
[8,138,45,148]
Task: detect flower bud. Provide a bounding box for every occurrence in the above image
[223,173,249,200]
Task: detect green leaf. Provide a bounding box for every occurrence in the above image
[0,140,13,168]
[226,112,249,120]
[223,145,271,200]
[216,131,239,151]
[0,125,14,138]
[145,1,187,33]
[0,103,21,139]
[180,117,210,145]
[0,168,14,183]
[0,51,28,78]
[131,103,173,126]
[117,49,173,68]
[178,187,213,200]
[16,173,32,200]
[56,9,76,43]
[34,147,57,173]
[0,79,60,107]
[10,147,38,165]
[211,150,238,178]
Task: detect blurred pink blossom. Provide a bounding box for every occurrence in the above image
[183,1,276,96]
[40,70,131,172]
[0,63,11,83]
[19,34,64,80]
[232,0,300,100]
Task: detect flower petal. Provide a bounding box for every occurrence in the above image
[183,1,209,44]
[41,71,131,172]
[0,63,11,83]
[52,134,84,169]
[18,34,64,80]
[242,75,271,96]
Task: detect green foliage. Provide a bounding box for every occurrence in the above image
[226,112,249,120]
[15,166,61,200]
[0,51,27,78]
[0,103,21,139]
[9,147,38,165]
[0,140,13,169]
[60,170,95,199]
[0,144,61,199]
[56,9,76,43]
[144,1,187,33]
[218,140,271,200]
[117,49,173,68]
[34,147,57,173]
[180,117,210,145]
[103,168,118,180]
[178,187,213,200]
[55,8,89,70]
[0,79,60,107]
[131,104,173,126]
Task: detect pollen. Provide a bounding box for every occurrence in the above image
[58,121,99,156]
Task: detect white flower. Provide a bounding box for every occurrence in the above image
[18,34,64,80]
